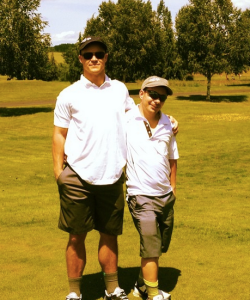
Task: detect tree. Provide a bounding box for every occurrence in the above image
[0,0,51,80]
[82,0,177,82]
[155,0,183,79]
[84,0,155,81]
[175,0,246,100]
[44,53,58,81]
[62,34,83,83]
[51,44,75,53]
[227,9,250,76]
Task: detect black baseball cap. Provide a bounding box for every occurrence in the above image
[79,36,107,53]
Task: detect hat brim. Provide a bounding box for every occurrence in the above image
[143,83,173,95]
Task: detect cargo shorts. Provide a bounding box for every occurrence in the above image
[127,192,176,258]
[57,165,125,235]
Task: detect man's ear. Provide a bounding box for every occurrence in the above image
[139,89,144,99]
[104,53,108,63]
[79,55,83,64]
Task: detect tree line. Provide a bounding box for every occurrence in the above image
[1,0,250,100]
[0,0,57,81]
[50,44,75,53]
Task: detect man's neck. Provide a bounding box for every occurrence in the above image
[83,72,106,87]
[139,105,161,129]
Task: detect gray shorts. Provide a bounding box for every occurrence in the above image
[57,165,125,235]
[127,192,175,258]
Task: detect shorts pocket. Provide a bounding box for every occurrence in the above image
[56,166,68,185]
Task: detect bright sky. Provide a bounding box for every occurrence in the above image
[38,0,250,46]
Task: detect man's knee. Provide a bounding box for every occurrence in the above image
[100,232,117,242]
[68,233,87,247]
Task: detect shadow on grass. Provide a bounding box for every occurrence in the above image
[129,89,140,95]
[0,106,53,117]
[176,94,248,103]
[81,266,181,300]
[227,83,250,87]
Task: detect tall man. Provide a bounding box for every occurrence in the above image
[53,37,178,300]
[53,36,134,300]
[126,76,179,300]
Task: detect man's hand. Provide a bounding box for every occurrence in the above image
[54,168,64,181]
[168,115,179,135]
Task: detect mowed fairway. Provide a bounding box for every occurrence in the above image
[49,52,65,64]
[0,74,250,300]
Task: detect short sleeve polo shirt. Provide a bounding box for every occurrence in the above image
[54,75,135,185]
[126,105,179,196]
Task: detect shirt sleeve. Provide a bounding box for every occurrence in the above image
[124,87,135,112]
[54,91,71,128]
[169,135,179,160]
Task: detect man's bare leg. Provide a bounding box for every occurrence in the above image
[66,233,87,297]
[98,232,119,294]
[141,257,159,299]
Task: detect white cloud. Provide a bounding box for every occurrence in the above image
[52,31,79,45]
[232,0,250,10]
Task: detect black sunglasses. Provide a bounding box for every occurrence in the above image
[145,89,168,102]
[82,52,106,60]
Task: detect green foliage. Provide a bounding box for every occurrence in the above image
[56,63,69,82]
[64,0,179,82]
[175,0,250,100]
[44,53,58,81]
[0,0,51,80]
[85,0,153,81]
[227,8,250,75]
[50,43,75,53]
[62,41,82,83]
[155,0,183,80]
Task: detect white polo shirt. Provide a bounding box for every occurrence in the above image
[54,74,135,185]
[126,105,179,196]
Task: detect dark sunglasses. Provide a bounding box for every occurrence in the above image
[145,89,168,102]
[82,52,106,60]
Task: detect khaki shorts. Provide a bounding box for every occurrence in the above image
[127,192,175,258]
[57,165,125,235]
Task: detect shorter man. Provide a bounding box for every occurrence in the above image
[126,76,179,300]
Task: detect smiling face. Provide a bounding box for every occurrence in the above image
[139,86,167,116]
[79,42,108,80]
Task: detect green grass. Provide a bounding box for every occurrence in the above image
[49,52,65,64]
[0,78,70,106]
[0,75,250,299]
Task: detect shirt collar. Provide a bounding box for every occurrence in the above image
[80,74,111,88]
[135,104,169,125]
